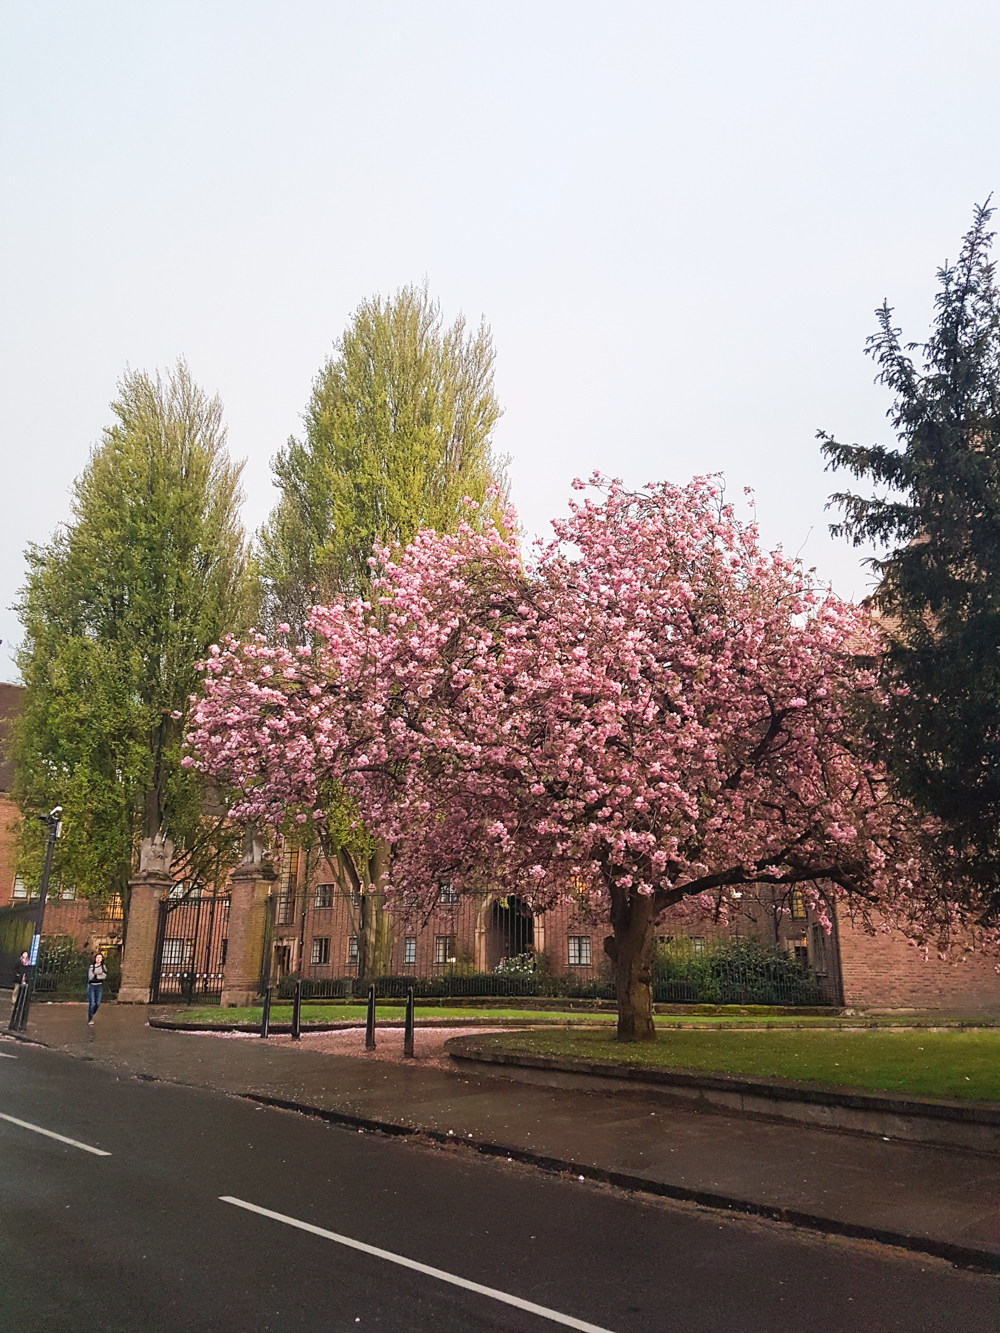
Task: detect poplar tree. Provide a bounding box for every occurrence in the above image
[257,283,509,637]
[13,362,251,906]
[256,284,509,973]
[821,203,1000,909]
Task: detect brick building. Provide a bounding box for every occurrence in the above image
[0,683,21,914]
[263,845,1000,1012]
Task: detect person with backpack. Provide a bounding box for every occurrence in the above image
[87,952,107,1025]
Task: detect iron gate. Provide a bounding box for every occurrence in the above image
[0,902,36,990]
[152,894,230,1003]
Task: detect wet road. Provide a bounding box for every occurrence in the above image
[0,1039,996,1332]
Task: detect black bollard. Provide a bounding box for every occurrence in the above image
[403,986,415,1058]
[365,983,376,1050]
[8,981,28,1032]
[259,986,272,1039]
[291,979,303,1041]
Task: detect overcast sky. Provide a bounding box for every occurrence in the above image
[3,0,1000,682]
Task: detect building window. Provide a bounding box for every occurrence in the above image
[311,937,331,965]
[347,936,359,966]
[568,936,592,966]
[106,894,124,920]
[434,935,457,966]
[276,894,295,925]
[161,938,193,969]
[351,888,363,910]
[12,877,28,899]
[790,889,807,919]
[403,936,417,966]
[691,937,705,956]
[314,883,334,908]
[281,846,300,893]
[60,883,76,900]
[439,883,459,905]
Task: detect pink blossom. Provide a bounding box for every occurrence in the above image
[185,474,990,969]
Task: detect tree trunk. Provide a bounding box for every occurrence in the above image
[358,840,394,979]
[604,888,658,1042]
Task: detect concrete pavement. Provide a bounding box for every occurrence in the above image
[10,1002,1000,1270]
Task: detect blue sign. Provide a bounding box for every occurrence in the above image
[29,934,40,965]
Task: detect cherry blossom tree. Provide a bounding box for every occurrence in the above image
[187,477,977,1040]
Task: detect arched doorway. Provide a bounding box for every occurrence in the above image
[485,896,534,971]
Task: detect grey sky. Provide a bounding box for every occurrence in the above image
[2,0,999,682]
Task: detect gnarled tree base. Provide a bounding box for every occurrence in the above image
[605,887,658,1043]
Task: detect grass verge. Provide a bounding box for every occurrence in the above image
[160,1004,619,1026]
[464,1027,1000,1101]
[160,1003,998,1031]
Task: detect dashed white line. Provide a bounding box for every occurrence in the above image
[220,1195,617,1332]
[0,1111,110,1156]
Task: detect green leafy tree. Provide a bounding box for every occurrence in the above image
[821,203,1000,909]
[257,284,509,974]
[257,282,509,637]
[13,362,252,906]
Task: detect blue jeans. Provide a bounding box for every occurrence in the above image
[87,982,103,1022]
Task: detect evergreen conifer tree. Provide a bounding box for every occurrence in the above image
[821,203,1000,908]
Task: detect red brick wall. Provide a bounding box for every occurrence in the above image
[41,899,123,953]
[837,912,1000,1012]
[0,794,22,906]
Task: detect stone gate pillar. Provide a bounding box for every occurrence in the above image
[118,877,172,1003]
[220,859,275,1008]
[118,835,174,1004]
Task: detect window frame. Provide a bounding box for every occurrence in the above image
[568,935,592,967]
[161,938,193,969]
[434,934,457,966]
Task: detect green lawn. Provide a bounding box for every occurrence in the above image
[162,1004,620,1026]
[161,1003,999,1032]
[466,1027,1000,1101]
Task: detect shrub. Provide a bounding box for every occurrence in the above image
[494,951,539,976]
[652,936,824,1006]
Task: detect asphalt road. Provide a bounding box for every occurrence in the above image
[0,1039,997,1333]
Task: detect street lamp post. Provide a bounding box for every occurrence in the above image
[9,807,62,1032]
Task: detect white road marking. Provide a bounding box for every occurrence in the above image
[0,1112,110,1156]
[220,1196,617,1332]
[0,1052,17,1058]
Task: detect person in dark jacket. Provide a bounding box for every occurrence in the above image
[11,950,29,1018]
[87,952,107,1024]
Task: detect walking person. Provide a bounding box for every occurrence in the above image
[87,952,107,1025]
[10,950,29,1020]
